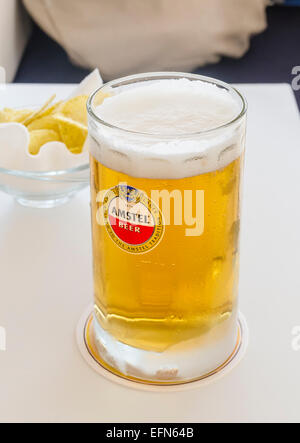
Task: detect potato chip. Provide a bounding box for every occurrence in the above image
[68,146,83,155]
[0,108,33,123]
[57,95,89,126]
[22,94,56,126]
[28,129,61,155]
[36,101,62,120]
[2,108,16,118]
[54,115,88,153]
[27,115,59,132]
[11,109,34,123]
[0,109,12,123]
[26,101,63,132]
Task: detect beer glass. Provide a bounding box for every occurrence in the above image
[87,73,247,384]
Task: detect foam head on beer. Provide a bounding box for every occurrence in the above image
[91,78,244,179]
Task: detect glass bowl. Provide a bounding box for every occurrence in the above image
[0,163,90,208]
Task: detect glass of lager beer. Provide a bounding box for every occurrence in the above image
[87,73,247,384]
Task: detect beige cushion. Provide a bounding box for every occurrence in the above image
[0,0,31,82]
[23,0,268,80]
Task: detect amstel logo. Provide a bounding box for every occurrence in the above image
[102,184,164,254]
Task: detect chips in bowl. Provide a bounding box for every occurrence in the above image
[0,69,107,172]
[0,70,107,208]
[0,91,108,156]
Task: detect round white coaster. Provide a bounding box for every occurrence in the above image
[76,304,249,393]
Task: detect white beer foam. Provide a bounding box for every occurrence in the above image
[89,79,246,179]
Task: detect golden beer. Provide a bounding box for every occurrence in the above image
[90,156,242,353]
[87,72,247,383]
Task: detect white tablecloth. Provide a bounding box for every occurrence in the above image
[0,83,299,423]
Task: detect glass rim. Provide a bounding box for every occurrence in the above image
[87,71,247,139]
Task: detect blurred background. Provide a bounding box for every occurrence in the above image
[0,0,299,108]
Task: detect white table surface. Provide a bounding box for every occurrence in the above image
[0,83,299,423]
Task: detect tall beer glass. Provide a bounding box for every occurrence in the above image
[87,73,247,384]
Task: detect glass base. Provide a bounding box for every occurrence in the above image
[16,194,74,209]
[80,309,247,387]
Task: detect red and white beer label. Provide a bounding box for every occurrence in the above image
[102,184,164,254]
